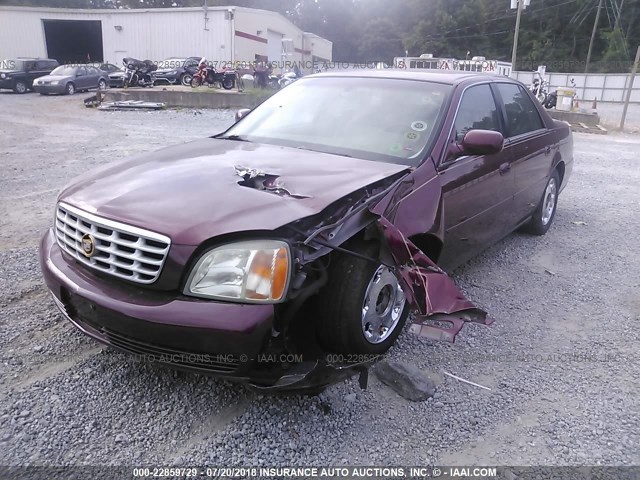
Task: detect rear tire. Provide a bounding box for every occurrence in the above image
[317,241,409,355]
[13,80,27,94]
[222,76,234,90]
[521,170,560,235]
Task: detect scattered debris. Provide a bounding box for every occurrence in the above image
[374,360,436,402]
[97,100,166,111]
[544,269,556,276]
[443,371,491,391]
[83,91,106,108]
[571,221,588,226]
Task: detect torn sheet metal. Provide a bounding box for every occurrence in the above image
[234,164,311,199]
[375,216,493,342]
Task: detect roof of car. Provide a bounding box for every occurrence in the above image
[309,69,516,85]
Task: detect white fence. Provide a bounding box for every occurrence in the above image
[512,71,640,103]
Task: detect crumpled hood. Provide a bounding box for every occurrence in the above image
[59,138,409,245]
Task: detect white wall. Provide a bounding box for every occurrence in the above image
[0,7,233,64]
[0,6,331,70]
[513,70,640,103]
[234,7,304,67]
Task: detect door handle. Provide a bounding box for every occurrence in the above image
[499,162,511,175]
[545,145,552,155]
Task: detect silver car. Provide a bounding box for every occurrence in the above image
[32,65,108,95]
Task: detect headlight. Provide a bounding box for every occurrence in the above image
[166,70,177,75]
[50,80,59,85]
[184,240,290,303]
[0,73,5,79]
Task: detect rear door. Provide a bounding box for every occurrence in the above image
[437,83,517,269]
[76,67,91,89]
[87,66,102,88]
[493,82,554,226]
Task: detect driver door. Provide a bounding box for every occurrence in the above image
[437,83,517,270]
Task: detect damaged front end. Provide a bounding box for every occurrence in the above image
[245,167,493,393]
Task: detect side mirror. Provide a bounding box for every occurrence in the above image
[459,130,504,156]
[235,108,251,122]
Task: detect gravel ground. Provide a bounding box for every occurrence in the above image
[0,92,639,469]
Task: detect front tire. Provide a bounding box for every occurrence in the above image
[190,76,201,88]
[65,82,75,95]
[98,79,107,90]
[317,241,409,354]
[522,170,560,235]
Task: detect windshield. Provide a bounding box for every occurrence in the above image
[221,77,451,165]
[51,66,76,76]
[157,58,185,69]
[1,59,24,70]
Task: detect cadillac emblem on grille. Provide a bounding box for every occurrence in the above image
[81,233,96,258]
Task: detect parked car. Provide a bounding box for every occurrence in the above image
[33,65,108,95]
[40,71,573,392]
[108,69,125,88]
[153,57,201,86]
[0,58,59,93]
[90,62,122,75]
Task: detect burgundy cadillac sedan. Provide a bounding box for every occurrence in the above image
[40,71,572,392]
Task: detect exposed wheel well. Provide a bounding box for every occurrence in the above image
[408,233,443,263]
[556,161,566,186]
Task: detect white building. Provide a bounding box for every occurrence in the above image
[0,5,332,71]
[393,54,512,77]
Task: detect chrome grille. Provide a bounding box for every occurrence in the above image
[54,202,171,284]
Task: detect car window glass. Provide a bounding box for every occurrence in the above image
[78,67,86,76]
[24,61,35,71]
[452,84,500,142]
[35,61,48,70]
[496,83,545,137]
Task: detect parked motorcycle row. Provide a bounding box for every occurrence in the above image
[122,56,304,91]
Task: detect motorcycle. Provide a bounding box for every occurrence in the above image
[123,57,156,88]
[278,67,303,89]
[529,72,548,104]
[189,61,235,90]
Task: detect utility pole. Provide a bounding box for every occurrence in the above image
[585,0,603,73]
[511,0,530,72]
[620,45,640,131]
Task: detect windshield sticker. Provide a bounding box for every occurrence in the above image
[405,131,420,141]
[411,121,428,132]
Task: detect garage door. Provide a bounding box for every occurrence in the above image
[267,30,283,62]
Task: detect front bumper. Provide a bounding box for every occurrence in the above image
[33,84,66,94]
[39,228,367,391]
[109,77,125,88]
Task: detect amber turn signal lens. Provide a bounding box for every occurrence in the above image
[245,246,289,301]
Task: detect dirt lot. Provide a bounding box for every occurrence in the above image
[1,92,639,469]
